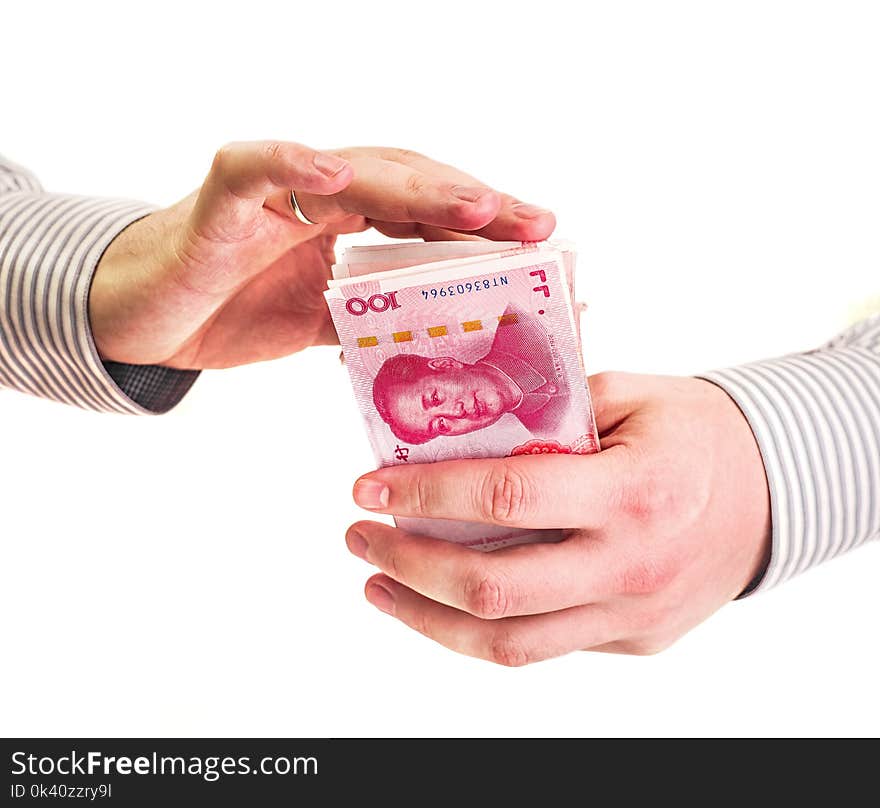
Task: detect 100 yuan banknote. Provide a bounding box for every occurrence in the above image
[325,244,600,550]
[334,240,582,342]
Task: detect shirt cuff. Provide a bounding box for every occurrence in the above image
[0,192,198,413]
[102,361,199,414]
[699,346,880,594]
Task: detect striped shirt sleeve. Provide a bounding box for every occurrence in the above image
[0,156,198,413]
[700,313,880,593]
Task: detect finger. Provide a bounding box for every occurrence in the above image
[586,372,644,436]
[295,157,502,230]
[346,520,623,617]
[415,225,488,242]
[340,147,555,241]
[368,218,554,244]
[587,637,674,655]
[324,213,370,235]
[364,573,622,666]
[338,147,485,183]
[366,220,485,242]
[193,140,353,239]
[352,448,627,529]
[424,203,556,241]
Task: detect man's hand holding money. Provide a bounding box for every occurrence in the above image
[347,372,772,665]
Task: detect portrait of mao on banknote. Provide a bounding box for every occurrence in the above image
[372,305,570,445]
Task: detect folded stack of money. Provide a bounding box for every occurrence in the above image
[324,240,599,550]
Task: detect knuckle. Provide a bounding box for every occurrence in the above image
[263,140,286,162]
[488,630,532,668]
[383,546,404,581]
[262,141,296,187]
[394,147,426,162]
[588,370,621,397]
[409,608,433,640]
[623,455,709,536]
[462,568,515,619]
[479,465,530,525]
[211,143,236,173]
[587,370,630,402]
[622,465,676,522]
[413,473,433,517]
[404,172,428,197]
[619,556,678,596]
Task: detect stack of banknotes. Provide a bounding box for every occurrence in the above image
[324,240,600,550]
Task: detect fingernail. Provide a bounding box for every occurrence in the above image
[451,185,491,204]
[353,478,390,510]
[346,528,369,561]
[512,202,552,219]
[366,582,395,615]
[313,152,349,177]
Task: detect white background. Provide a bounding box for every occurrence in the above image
[2,1,878,737]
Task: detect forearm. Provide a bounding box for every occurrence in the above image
[0,156,197,413]
[701,314,880,592]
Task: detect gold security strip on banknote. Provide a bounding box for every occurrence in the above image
[324,241,599,550]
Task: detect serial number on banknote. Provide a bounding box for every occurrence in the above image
[421,275,509,300]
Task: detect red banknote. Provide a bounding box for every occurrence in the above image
[325,241,599,549]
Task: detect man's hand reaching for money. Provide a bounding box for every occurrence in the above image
[346,373,772,664]
[89,142,555,369]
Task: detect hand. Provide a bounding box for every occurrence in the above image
[89,142,555,368]
[345,373,771,665]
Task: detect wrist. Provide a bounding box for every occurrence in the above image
[89,208,184,365]
[698,378,773,594]
[90,213,152,360]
